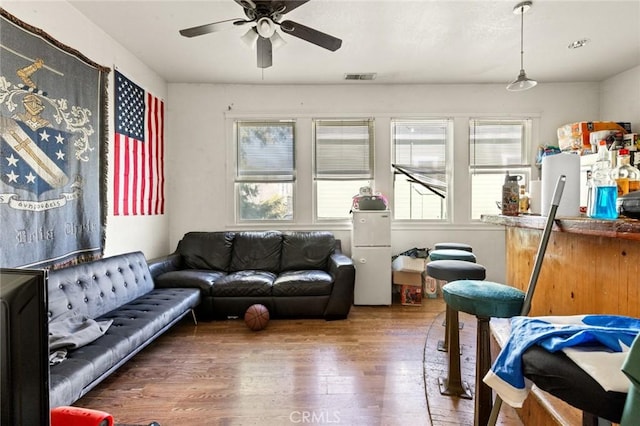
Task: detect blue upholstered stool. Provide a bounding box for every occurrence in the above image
[443,280,525,425]
[427,260,486,399]
[433,242,473,252]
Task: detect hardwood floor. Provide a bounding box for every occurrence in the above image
[75,297,523,426]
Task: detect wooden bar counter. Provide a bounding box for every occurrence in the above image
[482,214,640,318]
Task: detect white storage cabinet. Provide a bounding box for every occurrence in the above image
[351,210,391,305]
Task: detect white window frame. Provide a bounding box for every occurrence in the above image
[391,118,452,221]
[313,118,375,221]
[234,120,296,223]
[469,118,533,220]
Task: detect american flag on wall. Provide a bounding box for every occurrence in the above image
[113,70,165,215]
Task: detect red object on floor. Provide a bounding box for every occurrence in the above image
[51,406,114,426]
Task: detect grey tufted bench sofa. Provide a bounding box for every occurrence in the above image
[47,251,200,408]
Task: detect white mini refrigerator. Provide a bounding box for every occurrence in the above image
[351,210,391,305]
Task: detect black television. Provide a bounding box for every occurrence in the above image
[1,268,50,426]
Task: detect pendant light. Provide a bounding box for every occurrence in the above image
[506,1,537,91]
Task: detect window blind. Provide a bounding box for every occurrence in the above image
[237,121,295,179]
[314,119,373,179]
[469,119,529,167]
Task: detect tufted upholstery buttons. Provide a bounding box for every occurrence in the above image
[100,292,104,297]
[84,297,89,303]
[124,283,128,287]
[111,287,116,292]
[105,271,110,277]
[67,304,72,310]
[92,275,97,280]
[59,284,64,289]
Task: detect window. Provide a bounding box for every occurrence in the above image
[235,121,295,221]
[392,119,451,220]
[469,119,531,219]
[314,119,374,219]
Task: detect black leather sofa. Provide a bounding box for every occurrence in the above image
[47,251,200,408]
[148,231,356,320]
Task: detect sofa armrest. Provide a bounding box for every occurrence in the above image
[147,253,183,280]
[323,252,356,319]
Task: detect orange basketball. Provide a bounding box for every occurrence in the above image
[244,304,270,331]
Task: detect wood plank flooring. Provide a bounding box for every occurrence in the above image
[74,297,523,426]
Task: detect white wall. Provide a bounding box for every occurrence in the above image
[600,65,640,129]
[3,1,170,259]
[167,82,601,282]
[5,2,636,283]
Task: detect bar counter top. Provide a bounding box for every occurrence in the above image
[482,213,640,318]
[481,214,640,241]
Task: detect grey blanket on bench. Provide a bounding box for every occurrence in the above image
[49,313,113,365]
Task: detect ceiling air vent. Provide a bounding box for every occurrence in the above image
[344,73,377,81]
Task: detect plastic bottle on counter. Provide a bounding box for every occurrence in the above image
[519,185,529,213]
[610,148,640,197]
[501,172,520,216]
[589,140,618,219]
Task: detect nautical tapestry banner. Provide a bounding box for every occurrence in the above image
[0,9,109,269]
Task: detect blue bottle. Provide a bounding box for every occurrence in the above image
[593,185,618,219]
[589,140,618,220]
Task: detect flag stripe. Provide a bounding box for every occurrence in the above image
[113,70,164,216]
[113,135,121,215]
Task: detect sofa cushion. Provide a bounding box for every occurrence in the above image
[49,287,200,407]
[155,270,224,293]
[272,271,333,296]
[280,231,335,271]
[47,251,155,322]
[177,232,235,271]
[211,270,275,297]
[229,231,282,273]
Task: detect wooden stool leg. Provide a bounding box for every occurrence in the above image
[438,306,472,399]
[474,316,493,426]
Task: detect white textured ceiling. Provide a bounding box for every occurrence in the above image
[68,0,640,85]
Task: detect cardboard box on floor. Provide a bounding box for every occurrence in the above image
[393,271,424,305]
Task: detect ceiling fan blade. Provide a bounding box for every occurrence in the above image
[279,20,342,51]
[179,18,249,38]
[257,36,273,68]
[272,1,311,14]
[233,0,256,10]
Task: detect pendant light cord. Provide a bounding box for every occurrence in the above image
[520,5,525,70]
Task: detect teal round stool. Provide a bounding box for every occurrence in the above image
[442,280,525,426]
[433,242,473,252]
[426,260,486,399]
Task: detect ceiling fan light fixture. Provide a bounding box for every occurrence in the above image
[271,31,287,50]
[241,27,259,49]
[256,17,276,38]
[506,1,537,92]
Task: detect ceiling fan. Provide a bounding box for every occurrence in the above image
[179,0,342,69]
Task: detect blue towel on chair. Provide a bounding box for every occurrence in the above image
[483,315,640,407]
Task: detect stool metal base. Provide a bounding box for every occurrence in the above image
[437,318,464,353]
[438,376,472,400]
[437,339,462,354]
[438,306,472,399]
